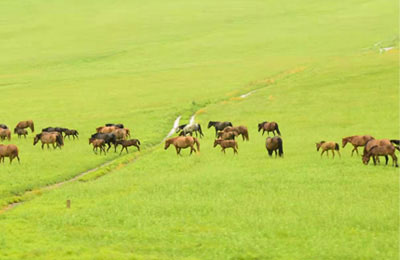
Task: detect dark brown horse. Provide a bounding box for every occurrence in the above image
[266,137,283,157]
[0,144,20,164]
[15,128,28,139]
[164,136,200,155]
[0,128,11,141]
[223,126,249,141]
[208,121,233,137]
[316,141,340,158]
[64,129,79,140]
[363,143,398,167]
[342,135,374,156]
[213,139,238,154]
[116,139,141,154]
[258,121,281,136]
[217,130,238,140]
[15,120,34,133]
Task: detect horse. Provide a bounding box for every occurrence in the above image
[0,128,11,141]
[362,144,398,167]
[42,127,67,134]
[176,124,187,132]
[15,120,34,133]
[223,126,249,141]
[342,135,375,156]
[90,133,117,152]
[33,132,64,149]
[64,129,79,139]
[164,136,200,155]
[258,121,281,136]
[179,123,204,138]
[89,139,106,155]
[0,144,20,164]
[113,128,129,140]
[116,139,141,154]
[15,128,28,139]
[208,121,233,137]
[265,137,283,157]
[0,124,8,129]
[363,139,392,165]
[217,130,238,140]
[213,139,238,154]
[105,123,124,128]
[316,141,340,158]
[96,126,117,134]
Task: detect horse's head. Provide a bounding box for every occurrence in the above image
[342,138,349,148]
[89,138,94,145]
[316,141,324,151]
[13,127,18,134]
[362,154,370,165]
[213,139,221,147]
[164,139,171,150]
[33,135,40,145]
[208,121,214,128]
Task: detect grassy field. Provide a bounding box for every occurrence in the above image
[0,0,399,259]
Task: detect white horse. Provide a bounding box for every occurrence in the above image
[180,123,204,138]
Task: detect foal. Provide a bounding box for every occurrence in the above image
[64,129,79,140]
[89,139,106,155]
[0,128,11,141]
[116,139,141,154]
[213,139,238,154]
[316,141,340,158]
[15,128,28,139]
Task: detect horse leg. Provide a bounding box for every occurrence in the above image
[372,156,377,165]
[41,143,44,149]
[385,155,388,165]
[234,147,238,154]
[106,143,111,152]
[320,150,325,157]
[119,147,124,155]
[125,146,129,154]
[332,149,335,158]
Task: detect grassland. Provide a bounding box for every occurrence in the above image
[0,0,399,259]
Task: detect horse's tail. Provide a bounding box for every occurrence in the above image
[277,138,283,157]
[137,139,141,145]
[30,121,34,132]
[235,141,238,149]
[390,140,400,145]
[275,123,281,136]
[335,143,340,151]
[244,129,249,141]
[194,138,200,152]
[395,146,400,152]
[7,131,11,140]
[198,124,204,137]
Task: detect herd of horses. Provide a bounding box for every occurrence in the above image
[0,120,399,167]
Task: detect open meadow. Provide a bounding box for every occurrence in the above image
[0,0,399,259]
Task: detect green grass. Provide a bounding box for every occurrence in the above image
[0,0,399,259]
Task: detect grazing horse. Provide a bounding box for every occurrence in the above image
[363,139,391,164]
[342,135,374,156]
[0,144,20,164]
[64,129,79,139]
[164,136,200,155]
[105,123,124,128]
[363,144,398,167]
[265,137,283,157]
[33,132,64,149]
[116,139,141,154]
[224,126,249,141]
[217,130,238,140]
[15,120,34,133]
[0,128,11,141]
[179,123,204,138]
[90,133,117,152]
[208,121,233,137]
[258,121,281,136]
[89,139,106,155]
[0,124,8,129]
[15,128,28,139]
[213,139,238,154]
[316,141,340,158]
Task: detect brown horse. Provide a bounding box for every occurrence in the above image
[213,139,238,154]
[363,139,392,164]
[217,130,238,140]
[113,128,129,140]
[89,139,106,155]
[15,120,34,133]
[224,126,249,141]
[266,137,283,157]
[342,135,374,156]
[258,121,281,136]
[0,128,11,140]
[362,144,398,167]
[164,136,200,155]
[96,126,117,134]
[15,128,28,139]
[316,141,340,158]
[33,132,64,149]
[116,139,141,154]
[0,144,20,164]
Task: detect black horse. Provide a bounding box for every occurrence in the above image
[42,127,68,133]
[105,123,124,128]
[90,133,117,152]
[0,124,8,129]
[208,121,233,137]
[64,129,79,140]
